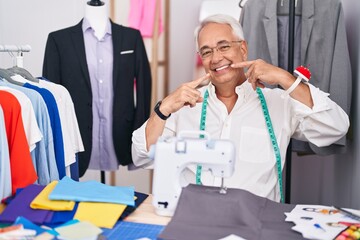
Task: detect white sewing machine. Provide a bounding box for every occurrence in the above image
[149,131,236,217]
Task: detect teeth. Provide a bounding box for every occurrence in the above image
[215,65,229,71]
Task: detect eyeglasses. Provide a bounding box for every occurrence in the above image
[198,40,243,59]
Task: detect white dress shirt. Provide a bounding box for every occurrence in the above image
[132,81,349,202]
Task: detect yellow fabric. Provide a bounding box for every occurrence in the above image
[74,202,127,229]
[0,204,5,214]
[30,181,75,211]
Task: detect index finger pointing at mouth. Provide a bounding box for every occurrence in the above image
[188,73,210,88]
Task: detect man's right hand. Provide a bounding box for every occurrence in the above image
[159,73,210,116]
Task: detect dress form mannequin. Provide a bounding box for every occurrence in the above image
[85,0,108,40]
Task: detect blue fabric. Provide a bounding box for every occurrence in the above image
[24,83,65,179]
[45,203,78,226]
[70,154,79,181]
[49,176,135,206]
[14,216,59,236]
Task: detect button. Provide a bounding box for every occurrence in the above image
[99,79,103,83]
[99,59,103,63]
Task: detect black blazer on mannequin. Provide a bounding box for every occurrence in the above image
[43,19,152,177]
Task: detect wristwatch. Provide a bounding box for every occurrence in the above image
[154,100,171,120]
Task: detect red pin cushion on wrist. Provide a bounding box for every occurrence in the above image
[281,65,311,98]
[294,65,311,82]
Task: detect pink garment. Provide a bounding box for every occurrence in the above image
[128,0,163,38]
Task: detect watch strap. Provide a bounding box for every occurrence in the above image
[154,101,171,120]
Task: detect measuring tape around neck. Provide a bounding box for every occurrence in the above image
[196,89,209,185]
[256,87,284,203]
[196,87,284,203]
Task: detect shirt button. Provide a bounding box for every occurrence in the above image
[99,79,103,83]
[99,59,103,63]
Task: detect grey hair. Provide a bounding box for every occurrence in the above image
[194,14,245,52]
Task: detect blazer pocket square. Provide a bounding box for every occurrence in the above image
[120,50,134,54]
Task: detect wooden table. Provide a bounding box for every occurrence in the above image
[124,195,171,226]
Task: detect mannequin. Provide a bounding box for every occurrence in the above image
[85,0,108,40]
[43,0,152,178]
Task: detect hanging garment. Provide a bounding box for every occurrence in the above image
[0,86,42,153]
[0,90,37,194]
[38,79,84,169]
[24,83,66,179]
[43,19,152,177]
[128,0,163,38]
[240,0,352,155]
[0,80,58,185]
[0,106,11,200]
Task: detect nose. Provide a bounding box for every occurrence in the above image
[210,48,224,62]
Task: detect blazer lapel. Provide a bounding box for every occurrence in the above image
[111,21,123,90]
[71,20,91,91]
[301,0,315,63]
[262,0,279,66]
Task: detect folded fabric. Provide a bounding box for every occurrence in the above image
[45,203,78,226]
[13,216,58,236]
[49,177,135,206]
[120,191,148,220]
[0,184,53,224]
[30,181,75,211]
[55,220,102,240]
[74,202,127,229]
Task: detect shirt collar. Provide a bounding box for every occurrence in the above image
[82,18,112,36]
[207,80,254,103]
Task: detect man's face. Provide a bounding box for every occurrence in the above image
[198,23,247,86]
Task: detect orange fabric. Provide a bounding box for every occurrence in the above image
[0,91,37,194]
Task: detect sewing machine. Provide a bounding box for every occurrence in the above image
[150,131,236,217]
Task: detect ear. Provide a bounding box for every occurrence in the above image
[240,41,248,61]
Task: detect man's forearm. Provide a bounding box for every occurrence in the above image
[145,112,167,151]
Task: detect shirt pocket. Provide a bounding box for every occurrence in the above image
[239,126,272,163]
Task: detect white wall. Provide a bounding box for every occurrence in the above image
[0,0,85,76]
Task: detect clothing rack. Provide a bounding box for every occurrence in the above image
[285,0,295,204]
[0,44,31,68]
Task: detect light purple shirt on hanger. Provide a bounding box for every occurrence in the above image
[82,18,118,171]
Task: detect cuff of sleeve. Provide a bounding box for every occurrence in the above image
[290,84,331,117]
